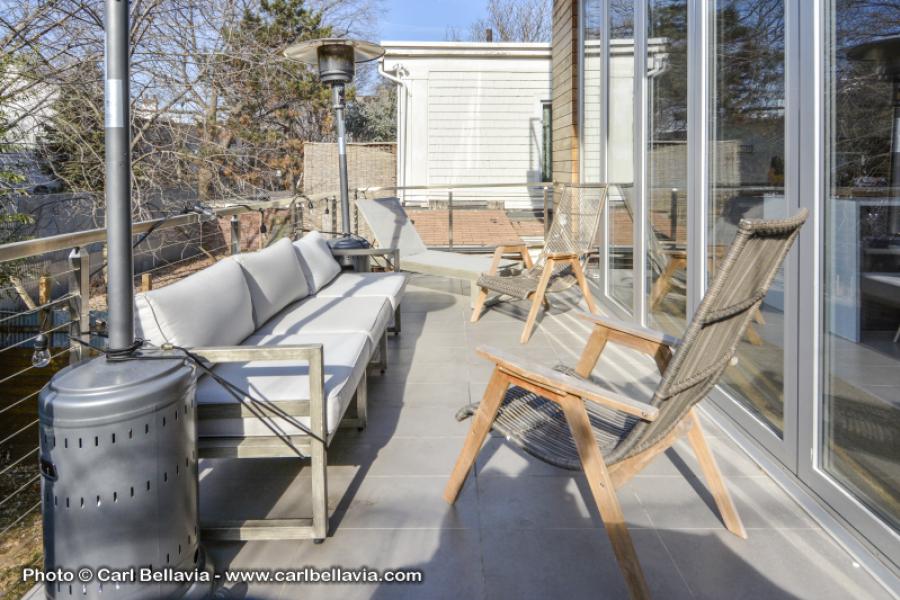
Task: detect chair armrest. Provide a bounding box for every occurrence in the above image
[330,247,400,271]
[546,251,578,260]
[476,345,658,421]
[488,244,533,272]
[495,243,529,254]
[574,311,681,348]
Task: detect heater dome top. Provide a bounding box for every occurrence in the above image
[283,38,385,66]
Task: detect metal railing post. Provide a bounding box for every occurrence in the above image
[448,190,454,250]
[68,248,86,363]
[230,215,241,254]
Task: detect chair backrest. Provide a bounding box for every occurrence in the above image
[355,197,429,258]
[613,209,808,461]
[537,184,607,268]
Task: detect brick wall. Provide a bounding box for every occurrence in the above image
[552,0,580,185]
[300,142,396,241]
[302,142,396,196]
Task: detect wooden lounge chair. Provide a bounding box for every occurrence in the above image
[355,196,525,303]
[444,210,808,599]
[470,184,608,343]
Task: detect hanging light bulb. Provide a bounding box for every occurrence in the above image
[32,333,51,368]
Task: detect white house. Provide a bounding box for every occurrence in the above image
[379,42,552,210]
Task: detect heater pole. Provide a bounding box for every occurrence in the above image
[105,0,134,351]
[332,83,351,236]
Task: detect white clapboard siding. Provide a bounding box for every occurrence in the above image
[383,42,552,210]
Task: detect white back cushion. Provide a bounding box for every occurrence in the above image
[134,258,254,348]
[235,238,309,327]
[292,231,341,293]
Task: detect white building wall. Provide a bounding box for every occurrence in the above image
[381,42,552,209]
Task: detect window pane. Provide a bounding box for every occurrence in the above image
[608,0,635,311]
[583,0,603,184]
[709,0,787,434]
[823,0,900,532]
[647,0,688,335]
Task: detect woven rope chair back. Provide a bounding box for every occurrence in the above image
[534,184,607,272]
[612,209,808,462]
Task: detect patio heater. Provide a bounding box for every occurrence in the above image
[284,38,385,269]
[37,1,211,598]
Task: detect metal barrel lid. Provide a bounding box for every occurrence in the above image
[39,354,195,427]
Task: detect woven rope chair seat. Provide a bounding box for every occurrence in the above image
[459,366,639,471]
[477,267,577,300]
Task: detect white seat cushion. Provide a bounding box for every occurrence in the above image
[315,272,408,311]
[255,296,392,345]
[196,332,370,437]
[134,258,254,348]
[235,238,309,327]
[292,231,341,293]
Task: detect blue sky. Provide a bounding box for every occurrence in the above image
[379,0,486,41]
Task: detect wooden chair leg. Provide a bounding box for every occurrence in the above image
[744,323,764,346]
[686,409,747,539]
[443,369,509,504]
[520,265,554,344]
[572,258,598,313]
[470,285,490,323]
[752,307,766,326]
[560,395,651,600]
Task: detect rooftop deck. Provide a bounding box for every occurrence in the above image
[197,275,891,600]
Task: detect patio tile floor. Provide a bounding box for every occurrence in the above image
[198,275,893,600]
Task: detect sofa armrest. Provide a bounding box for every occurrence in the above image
[331,247,400,272]
[189,344,327,441]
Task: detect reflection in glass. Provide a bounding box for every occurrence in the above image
[709,0,787,434]
[608,0,635,311]
[647,0,688,335]
[823,0,900,532]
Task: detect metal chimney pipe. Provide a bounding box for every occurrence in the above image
[104,0,134,352]
[332,83,352,236]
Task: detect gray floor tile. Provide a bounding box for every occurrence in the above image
[346,403,471,441]
[328,437,467,477]
[476,472,653,530]
[630,473,817,531]
[335,475,477,530]
[657,528,893,600]
[481,528,692,600]
[367,380,471,406]
[283,529,485,600]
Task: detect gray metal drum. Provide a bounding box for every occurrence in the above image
[38,355,209,599]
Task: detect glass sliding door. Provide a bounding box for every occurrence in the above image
[647,0,688,335]
[708,0,788,435]
[607,0,636,312]
[821,0,900,537]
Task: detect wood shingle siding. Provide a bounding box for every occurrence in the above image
[552,0,580,184]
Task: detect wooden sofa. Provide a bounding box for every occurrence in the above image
[133,231,407,542]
